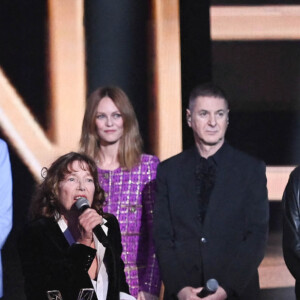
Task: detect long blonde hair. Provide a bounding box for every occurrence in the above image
[80,86,143,170]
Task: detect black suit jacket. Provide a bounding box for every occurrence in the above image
[18,213,129,300]
[282,166,300,299]
[153,143,269,299]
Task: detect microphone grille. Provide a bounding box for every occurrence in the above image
[206,278,219,292]
[75,197,89,211]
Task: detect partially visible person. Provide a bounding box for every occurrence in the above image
[80,86,160,300]
[282,166,300,300]
[18,152,135,300]
[154,83,269,300]
[0,139,12,299]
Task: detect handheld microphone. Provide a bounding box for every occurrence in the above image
[197,278,219,298]
[75,197,109,247]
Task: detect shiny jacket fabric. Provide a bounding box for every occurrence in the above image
[18,214,129,300]
[282,166,300,299]
[98,154,161,297]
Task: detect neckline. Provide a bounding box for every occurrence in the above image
[97,166,122,172]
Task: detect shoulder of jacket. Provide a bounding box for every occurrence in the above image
[289,166,300,180]
[159,148,194,166]
[141,153,160,164]
[21,217,54,237]
[227,144,265,167]
[103,212,117,223]
[0,139,8,154]
[0,139,7,148]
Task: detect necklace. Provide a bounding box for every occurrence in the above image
[95,157,101,166]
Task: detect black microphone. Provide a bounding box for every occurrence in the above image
[197,279,219,298]
[75,197,109,247]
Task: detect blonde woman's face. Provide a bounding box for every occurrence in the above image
[95,97,124,146]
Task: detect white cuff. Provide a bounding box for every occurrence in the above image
[119,291,136,300]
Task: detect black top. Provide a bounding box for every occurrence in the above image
[195,144,226,223]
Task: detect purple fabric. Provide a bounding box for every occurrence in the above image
[98,154,161,297]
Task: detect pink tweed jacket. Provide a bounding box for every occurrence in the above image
[98,154,160,297]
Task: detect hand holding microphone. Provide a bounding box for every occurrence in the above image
[75,197,109,247]
[197,279,219,298]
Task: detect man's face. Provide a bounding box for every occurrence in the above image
[186,96,229,147]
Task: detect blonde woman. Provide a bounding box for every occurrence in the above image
[80,87,160,300]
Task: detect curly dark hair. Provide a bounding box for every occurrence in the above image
[29,152,106,220]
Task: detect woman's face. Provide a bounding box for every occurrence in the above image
[58,160,95,214]
[95,97,124,146]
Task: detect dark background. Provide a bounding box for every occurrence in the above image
[211,0,300,4]
[0,1,298,299]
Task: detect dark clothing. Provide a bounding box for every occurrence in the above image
[18,213,129,300]
[282,166,300,299]
[153,143,269,300]
[195,153,217,224]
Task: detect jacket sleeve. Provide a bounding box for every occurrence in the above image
[18,220,96,300]
[138,155,161,296]
[282,167,300,280]
[220,161,269,297]
[153,162,190,297]
[0,140,12,249]
[106,214,130,295]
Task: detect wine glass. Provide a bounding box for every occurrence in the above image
[77,288,95,300]
[46,290,63,300]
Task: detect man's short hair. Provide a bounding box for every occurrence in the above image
[188,82,229,111]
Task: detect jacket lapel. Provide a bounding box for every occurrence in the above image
[180,147,199,213]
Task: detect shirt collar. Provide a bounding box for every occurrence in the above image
[196,141,227,167]
[211,141,227,166]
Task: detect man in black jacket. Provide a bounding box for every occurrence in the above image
[153,83,269,300]
[282,167,300,300]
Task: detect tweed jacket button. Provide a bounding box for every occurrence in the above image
[201,237,207,243]
[130,206,136,213]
